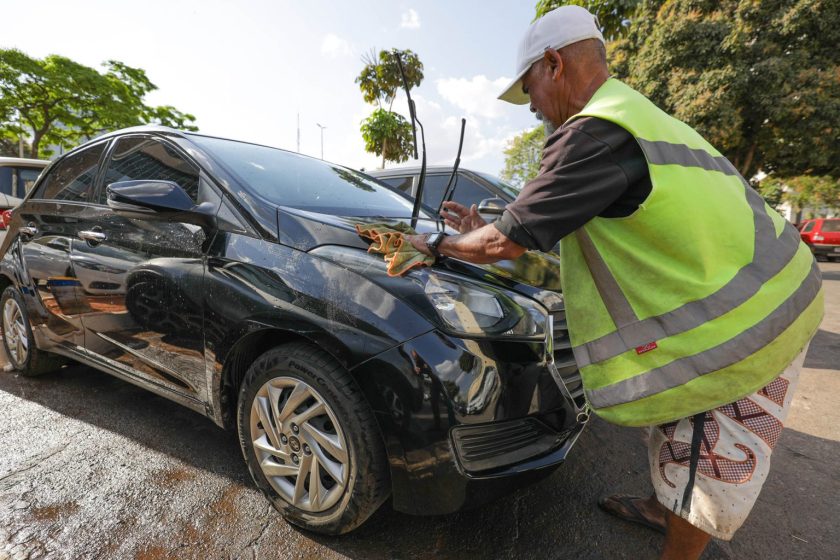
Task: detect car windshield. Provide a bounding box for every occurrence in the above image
[475,171,521,199]
[190,135,418,217]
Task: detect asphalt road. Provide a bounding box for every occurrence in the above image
[1,262,838,560]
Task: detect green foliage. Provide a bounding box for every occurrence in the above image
[500,124,545,188]
[356,49,424,167]
[0,49,197,158]
[759,175,840,218]
[360,109,414,168]
[356,49,423,111]
[535,0,640,39]
[610,0,840,180]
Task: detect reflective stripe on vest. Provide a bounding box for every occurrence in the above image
[572,139,802,370]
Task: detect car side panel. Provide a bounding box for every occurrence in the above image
[203,231,435,419]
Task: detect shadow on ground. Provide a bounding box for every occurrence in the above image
[2,361,838,559]
[803,329,840,370]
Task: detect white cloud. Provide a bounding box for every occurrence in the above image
[400,8,421,29]
[436,75,512,120]
[321,33,351,58]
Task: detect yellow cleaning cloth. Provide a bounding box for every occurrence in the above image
[355,223,435,277]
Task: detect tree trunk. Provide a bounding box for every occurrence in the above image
[381,137,388,169]
[30,131,43,160]
[739,143,757,178]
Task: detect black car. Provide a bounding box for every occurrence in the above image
[0,127,585,535]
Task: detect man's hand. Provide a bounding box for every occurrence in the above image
[440,201,487,233]
[406,233,433,256]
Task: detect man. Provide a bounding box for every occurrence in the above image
[406,5,822,560]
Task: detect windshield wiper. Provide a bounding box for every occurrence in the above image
[393,51,426,231]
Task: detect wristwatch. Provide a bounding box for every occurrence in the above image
[425,232,447,259]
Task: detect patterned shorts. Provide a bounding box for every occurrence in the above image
[648,345,807,540]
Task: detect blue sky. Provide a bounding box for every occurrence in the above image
[2,0,542,174]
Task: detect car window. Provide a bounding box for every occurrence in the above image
[98,136,200,204]
[0,168,11,196]
[379,176,413,194]
[821,220,840,232]
[420,174,493,210]
[801,221,815,232]
[18,168,43,196]
[190,135,417,217]
[450,176,497,208]
[475,171,522,199]
[32,143,106,202]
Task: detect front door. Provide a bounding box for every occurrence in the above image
[17,141,108,353]
[72,135,216,402]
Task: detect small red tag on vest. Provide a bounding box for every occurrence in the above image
[635,342,658,355]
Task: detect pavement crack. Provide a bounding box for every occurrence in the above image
[0,443,70,488]
[242,505,273,558]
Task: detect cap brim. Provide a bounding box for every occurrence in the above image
[498,67,531,105]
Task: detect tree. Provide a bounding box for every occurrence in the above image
[609,0,840,181]
[500,124,545,188]
[356,49,423,168]
[534,1,641,40]
[0,49,197,159]
[759,175,840,221]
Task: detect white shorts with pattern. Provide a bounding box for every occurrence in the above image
[647,345,807,540]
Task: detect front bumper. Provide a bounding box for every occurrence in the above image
[351,328,586,515]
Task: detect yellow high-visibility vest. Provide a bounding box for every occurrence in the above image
[559,79,823,426]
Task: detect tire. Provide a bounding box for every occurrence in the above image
[236,342,390,535]
[1,286,65,376]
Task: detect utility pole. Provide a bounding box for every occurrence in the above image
[316,123,326,160]
[296,112,300,153]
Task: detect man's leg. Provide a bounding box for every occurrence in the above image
[661,511,712,560]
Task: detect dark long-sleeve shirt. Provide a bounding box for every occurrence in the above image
[494,117,652,252]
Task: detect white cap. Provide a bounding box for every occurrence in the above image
[498,5,604,105]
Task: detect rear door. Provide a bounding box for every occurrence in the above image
[16,142,108,353]
[71,135,219,402]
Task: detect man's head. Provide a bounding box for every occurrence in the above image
[499,6,609,132]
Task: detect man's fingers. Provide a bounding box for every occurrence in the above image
[442,201,470,218]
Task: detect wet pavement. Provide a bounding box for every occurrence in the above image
[1,262,839,560]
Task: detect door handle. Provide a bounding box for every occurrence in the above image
[19,224,37,238]
[78,230,107,243]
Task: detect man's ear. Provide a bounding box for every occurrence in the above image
[543,49,564,80]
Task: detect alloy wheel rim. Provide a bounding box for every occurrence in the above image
[249,376,349,512]
[3,298,28,365]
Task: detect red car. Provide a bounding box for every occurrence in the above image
[799,218,840,261]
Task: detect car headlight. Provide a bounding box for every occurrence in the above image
[310,245,548,339]
[422,273,547,338]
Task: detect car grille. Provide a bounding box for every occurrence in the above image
[550,310,585,405]
[451,418,571,473]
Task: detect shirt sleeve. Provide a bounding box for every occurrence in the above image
[493,119,636,253]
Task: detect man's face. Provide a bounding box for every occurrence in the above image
[521,55,563,134]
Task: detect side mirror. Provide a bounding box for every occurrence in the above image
[477,197,506,222]
[107,180,215,227]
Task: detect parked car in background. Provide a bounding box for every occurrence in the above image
[799,217,840,261]
[368,166,521,218]
[0,157,50,238]
[0,127,586,535]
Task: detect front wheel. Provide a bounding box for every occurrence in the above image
[236,342,390,535]
[1,286,65,376]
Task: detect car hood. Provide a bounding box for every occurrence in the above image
[276,206,564,293]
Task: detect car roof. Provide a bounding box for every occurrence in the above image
[0,157,50,167]
[367,165,474,176]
